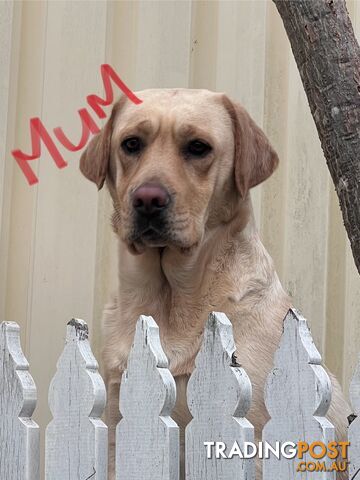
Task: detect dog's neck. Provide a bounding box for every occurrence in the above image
[117,196,271,306]
[159,199,257,290]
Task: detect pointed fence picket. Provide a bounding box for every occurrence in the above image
[263,308,335,479]
[0,322,40,480]
[0,309,359,479]
[45,319,107,480]
[186,311,254,480]
[116,315,179,480]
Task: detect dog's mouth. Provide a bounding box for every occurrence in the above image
[128,214,197,255]
[129,225,169,254]
[141,226,163,240]
[141,227,169,247]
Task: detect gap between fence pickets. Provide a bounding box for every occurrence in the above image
[0,309,359,480]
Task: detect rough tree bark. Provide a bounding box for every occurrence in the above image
[273,0,360,275]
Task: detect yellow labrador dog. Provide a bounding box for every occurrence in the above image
[80,89,349,479]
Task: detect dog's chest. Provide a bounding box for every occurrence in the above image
[116,277,250,377]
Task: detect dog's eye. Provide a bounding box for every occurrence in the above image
[121,137,143,154]
[186,140,212,157]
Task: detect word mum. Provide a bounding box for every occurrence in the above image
[204,441,350,460]
[12,64,142,186]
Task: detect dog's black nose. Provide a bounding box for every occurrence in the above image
[132,183,170,216]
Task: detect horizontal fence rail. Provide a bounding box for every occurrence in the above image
[0,309,358,479]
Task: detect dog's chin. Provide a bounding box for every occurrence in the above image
[127,234,198,256]
[128,236,168,256]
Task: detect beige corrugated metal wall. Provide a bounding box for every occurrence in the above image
[1,0,360,471]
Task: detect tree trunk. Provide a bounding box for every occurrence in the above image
[273,0,360,275]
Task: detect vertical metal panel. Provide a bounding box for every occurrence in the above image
[261,1,290,278]
[0,0,22,320]
[4,0,47,351]
[215,0,268,224]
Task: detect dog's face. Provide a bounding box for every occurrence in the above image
[80,89,278,254]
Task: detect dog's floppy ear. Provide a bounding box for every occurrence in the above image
[80,98,125,190]
[222,95,279,199]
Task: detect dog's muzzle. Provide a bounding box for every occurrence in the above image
[132,182,171,244]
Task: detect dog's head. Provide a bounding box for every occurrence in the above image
[80,89,278,254]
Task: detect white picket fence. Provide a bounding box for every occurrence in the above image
[0,309,359,480]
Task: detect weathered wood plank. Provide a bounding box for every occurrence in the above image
[0,321,40,480]
[263,308,335,479]
[349,354,360,478]
[185,312,254,480]
[45,319,107,480]
[117,315,179,480]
